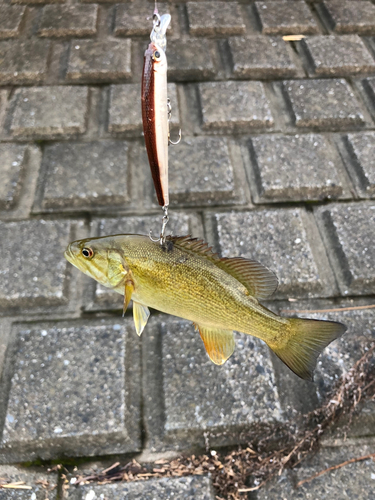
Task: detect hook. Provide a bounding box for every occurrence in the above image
[168,129,182,145]
[149,206,170,245]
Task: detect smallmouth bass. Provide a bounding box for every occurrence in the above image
[64,234,346,380]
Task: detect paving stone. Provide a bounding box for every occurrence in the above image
[144,318,282,451]
[0,219,71,308]
[41,141,129,210]
[250,134,344,202]
[66,39,131,83]
[187,1,246,36]
[0,143,27,209]
[169,136,238,203]
[0,6,25,39]
[65,476,214,500]
[114,2,169,37]
[302,35,375,76]
[198,80,274,131]
[255,1,319,35]
[259,445,375,499]
[91,214,191,309]
[108,83,179,134]
[9,86,88,139]
[228,35,297,79]
[38,4,98,38]
[215,209,326,298]
[0,465,58,499]
[316,202,375,296]
[0,318,141,462]
[283,79,365,129]
[167,38,217,81]
[345,132,375,197]
[322,0,375,35]
[0,39,50,85]
[364,76,375,104]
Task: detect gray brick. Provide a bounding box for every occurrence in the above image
[187,1,246,36]
[303,35,375,76]
[38,4,98,38]
[66,39,131,83]
[316,202,375,295]
[109,83,179,134]
[0,219,70,308]
[250,134,344,202]
[169,136,237,203]
[198,80,274,131]
[283,79,365,129]
[0,319,141,462]
[323,0,375,35]
[41,141,129,210]
[0,143,27,209]
[144,318,282,451]
[0,465,58,499]
[65,476,214,500]
[0,6,25,39]
[0,39,49,85]
[11,0,64,4]
[90,214,192,309]
[229,36,297,79]
[363,76,375,104]
[259,445,375,499]
[114,3,169,37]
[9,86,88,139]
[255,1,319,35]
[167,38,217,81]
[345,132,375,197]
[215,209,327,298]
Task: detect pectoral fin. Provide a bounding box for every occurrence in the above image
[197,325,235,365]
[133,302,150,336]
[123,280,134,317]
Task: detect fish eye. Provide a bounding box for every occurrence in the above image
[82,247,94,259]
[153,50,161,61]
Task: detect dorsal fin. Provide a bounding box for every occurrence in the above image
[168,235,278,299]
[217,257,278,299]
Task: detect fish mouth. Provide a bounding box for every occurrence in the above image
[64,245,75,264]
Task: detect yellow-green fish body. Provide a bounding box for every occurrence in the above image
[65,234,346,380]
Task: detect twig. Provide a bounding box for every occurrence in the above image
[101,462,120,475]
[297,452,375,488]
[282,304,375,314]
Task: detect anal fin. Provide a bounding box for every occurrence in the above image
[197,325,235,365]
[133,302,150,336]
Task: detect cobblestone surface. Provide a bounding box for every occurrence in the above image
[322,0,375,35]
[0,319,141,462]
[0,219,71,308]
[198,80,273,131]
[108,83,179,134]
[9,86,88,139]
[0,6,25,39]
[0,1,374,496]
[302,35,375,77]
[38,4,98,38]
[66,476,214,500]
[66,39,132,83]
[0,143,27,209]
[229,35,297,79]
[255,1,319,35]
[249,134,346,202]
[344,132,375,198]
[283,78,366,129]
[187,1,246,36]
[316,203,375,296]
[0,465,58,499]
[0,39,50,85]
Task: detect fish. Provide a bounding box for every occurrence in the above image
[64,234,346,381]
[141,14,171,207]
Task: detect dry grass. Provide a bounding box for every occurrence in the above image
[67,344,375,499]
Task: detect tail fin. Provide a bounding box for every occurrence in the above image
[268,318,346,381]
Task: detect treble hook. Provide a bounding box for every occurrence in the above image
[168,129,182,145]
[149,206,170,245]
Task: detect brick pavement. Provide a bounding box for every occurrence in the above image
[0,0,374,497]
